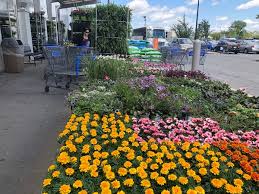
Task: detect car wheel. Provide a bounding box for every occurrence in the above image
[244,49,248,54]
[234,51,238,54]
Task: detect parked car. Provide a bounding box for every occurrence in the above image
[207,40,218,50]
[170,38,193,50]
[214,39,239,54]
[238,40,259,54]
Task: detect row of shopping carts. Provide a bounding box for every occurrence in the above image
[160,46,207,70]
[43,46,95,92]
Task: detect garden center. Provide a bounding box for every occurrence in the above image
[0,0,258,194]
[38,2,259,194]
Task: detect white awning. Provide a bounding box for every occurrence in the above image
[52,0,99,9]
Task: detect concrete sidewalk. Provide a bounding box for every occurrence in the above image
[0,62,69,194]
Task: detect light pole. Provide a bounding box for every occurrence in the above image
[192,0,201,71]
[144,16,147,40]
[194,0,200,40]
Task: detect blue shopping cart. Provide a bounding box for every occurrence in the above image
[43,46,96,92]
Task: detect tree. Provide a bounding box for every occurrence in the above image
[256,15,259,19]
[228,20,247,38]
[198,19,210,40]
[172,15,193,38]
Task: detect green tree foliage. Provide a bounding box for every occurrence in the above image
[172,16,193,38]
[256,15,259,19]
[198,20,210,40]
[228,20,247,38]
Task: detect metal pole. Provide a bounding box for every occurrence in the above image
[194,0,200,40]
[192,0,201,71]
[144,16,147,40]
[95,4,98,52]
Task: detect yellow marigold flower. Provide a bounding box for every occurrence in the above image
[227,162,234,168]
[160,168,169,175]
[100,181,110,189]
[57,152,70,165]
[187,169,196,177]
[236,169,243,175]
[150,172,159,180]
[111,150,120,157]
[124,161,132,168]
[178,177,188,185]
[157,176,166,185]
[136,156,143,161]
[193,175,201,183]
[93,159,101,166]
[195,186,205,194]
[211,156,218,162]
[111,180,120,189]
[210,167,220,175]
[151,144,158,150]
[117,191,125,194]
[90,138,97,145]
[101,188,111,194]
[111,139,117,144]
[211,178,224,188]
[161,190,170,194]
[211,162,220,168]
[198,168,207,176]
[195,154,205,162]
[172,185,182,194]
[168,174,177,181]
[243,174,251,180]
[65,168,74,176]
[174,152,182,158]
[225,184,236,194]
[70,157,77,163]
[193,141,201,147]
[220,156,227,162]
[90,171,98,177]
[126,152,135,160]
[75,137,84,144]
[59,184,71,194]
[150,163,159,170]
[118,167,128,176]
[187,189,197,194]
[129,168,137,174]
[48,165,56,172]
[106,171,115,180]
[94,145,102,151]
[123,178,134,187]
[78,190,88,194]
[191,147,199,153]
[43,179,51,187]
[90,121,98,127]
[185,152,193,158]
[103,165,112,172]
[145,188,154,194]
[67,144,77,153]
[220,178,227,185]
[73,180,83,188]
[140,162,148,169]
[141,179,151,188]
[52,170,60,178]
[138,170,148,179]
[234,179,243,187]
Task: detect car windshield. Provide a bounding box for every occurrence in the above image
[179,39,192,44]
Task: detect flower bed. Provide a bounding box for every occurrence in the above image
[42,113,258,194]
[133,117,259,148]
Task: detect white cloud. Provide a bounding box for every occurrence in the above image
[216,16,229,21]
[243,19,259,31]
[211,0,220,6]
[185,0,205,5]
[237,0,259,10]
[128,0,195,28]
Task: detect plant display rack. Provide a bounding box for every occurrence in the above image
[30,11,46,52]
[0,10,17,39]
[47,20,57,43]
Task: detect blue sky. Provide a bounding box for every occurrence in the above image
[109,0,259,32]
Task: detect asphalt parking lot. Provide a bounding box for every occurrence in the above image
[200,52,259,96]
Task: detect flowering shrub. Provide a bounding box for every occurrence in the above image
[42,113,258,194]
[133,117,259,147]
[165,70,208,80]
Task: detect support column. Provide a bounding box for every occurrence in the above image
[17,6,33,52]
[0,28,4,72]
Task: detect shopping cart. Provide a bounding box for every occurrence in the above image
[185,48,207,70]
[66,46,95,80]
[43,46,69,92]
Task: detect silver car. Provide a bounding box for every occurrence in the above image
[238,40,259,54]
[170,38,193,50]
